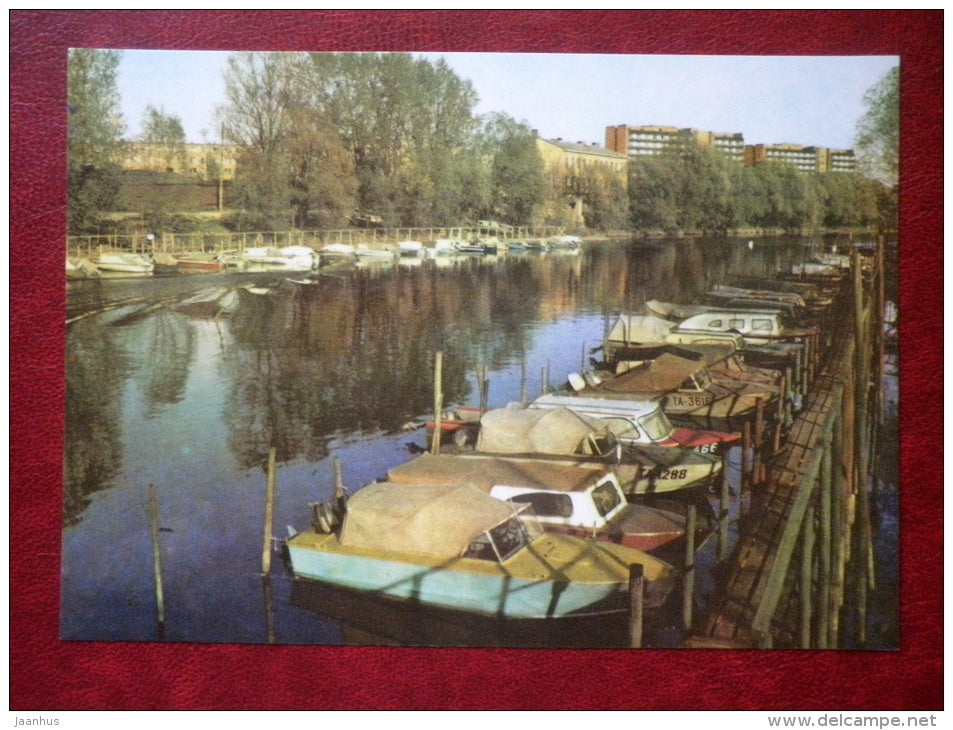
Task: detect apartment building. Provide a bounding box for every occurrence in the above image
[605,124,745,164]
[744,144,857,173]
[122,142,244,181]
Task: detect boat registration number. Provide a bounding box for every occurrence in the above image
[659,468,689,480]
[669,395,713,408]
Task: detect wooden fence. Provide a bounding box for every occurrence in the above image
[66,225,568,258]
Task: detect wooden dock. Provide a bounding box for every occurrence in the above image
[686,249,883,649]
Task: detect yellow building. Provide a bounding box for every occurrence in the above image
[122,142,245,181]
[536,138,628,226]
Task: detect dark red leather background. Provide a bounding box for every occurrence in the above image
[10,10,942,711]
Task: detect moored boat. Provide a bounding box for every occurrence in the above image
[95,252,154,274]
[284,482,677,618]
[385,453,694,554]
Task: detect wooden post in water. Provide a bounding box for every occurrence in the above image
[718,450,731,561]
[540,366,548,396]
[775,375,786,453]
[261,448,277,576]
[628,564,644,648]
[755,396,765,484]
[520,352,527,404]
[431,351,443,455]
[741,420,752,510]
[799,504,816,648]
[148,483,165,629]
[830,408,845,647]
[682,503,697,631]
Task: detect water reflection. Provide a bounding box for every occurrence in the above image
[62,236,871,645]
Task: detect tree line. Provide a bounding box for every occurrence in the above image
[67,49,898,237]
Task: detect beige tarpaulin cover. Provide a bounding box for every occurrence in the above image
[387,453,606,493]
[338,482,514,558]
[597,353,701,394]
[607,314,675,345]
[476,406,606,455]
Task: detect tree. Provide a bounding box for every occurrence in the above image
[480,113,544,225]
[67,48,125,233]
[854,66,899,188]
[139,105,187,173]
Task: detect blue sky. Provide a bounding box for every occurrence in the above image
[116,50,897,151]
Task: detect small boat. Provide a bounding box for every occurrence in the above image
[177,254,225,273]
[95,252,154,274]
[549,234,582,248]
[243,245,317,271]
[385,453,694,554]
[529,391,739,456]
[284,482,677,618]
[355,244,396,260]
[427,239,460,257]
[318,243,357,261]
[524,239,552,252]
[466,405,723,496]
[397,240,426,258]
[455,239,498,255]
[580,352,780,431]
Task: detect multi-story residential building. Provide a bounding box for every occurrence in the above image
[122,142,244,181]
[536,137,629,225]
[605,124,745,164]
[744,144,857,173]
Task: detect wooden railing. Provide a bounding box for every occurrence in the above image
[66,225,568,258]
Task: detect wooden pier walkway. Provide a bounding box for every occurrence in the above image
[686,249,882,649]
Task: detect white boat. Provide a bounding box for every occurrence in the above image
[284,482,677,618]
[95,252,154,274]
[397,240,426,257]
[549,234,582,248]
[355,244,396,259]
[242,245,318,271]
[428,239,460,257]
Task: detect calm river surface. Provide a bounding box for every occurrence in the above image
[61,236,898,648]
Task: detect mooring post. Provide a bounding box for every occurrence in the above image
[775,374,786,453]
[682,502,697,632]
[718,450,731,561]
[755,396,765,484]
[148,483,165,629]
[741,420,752,509]
[431,351,443,455]
[830,407,845,647]
[540,365,548,396]
[799,504,816,649]
[628,564,644,648]
[261,447,277,576]
[520,351,527,404]
[818,431,833,649]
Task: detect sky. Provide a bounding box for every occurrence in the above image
[116,50,898,152]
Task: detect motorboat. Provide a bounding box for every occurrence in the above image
[95,252,154,274]
[385,453,694,554]
[284,482,677,618]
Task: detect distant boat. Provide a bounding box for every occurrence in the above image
[549,234,581,248]
[455,239,498,255]
[243,245,317,271]
[95,252,154,274]
[284,481,677,618]
[396,240,426,258]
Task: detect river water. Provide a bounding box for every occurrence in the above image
[61,236,897,647]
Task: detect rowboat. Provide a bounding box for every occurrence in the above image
[284,482,677,618]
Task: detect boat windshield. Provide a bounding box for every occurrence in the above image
[464,511,535,563]
[488,516,530,562]
[695,369,713,389]
[590,481,623,518]
[638,408,674,441]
